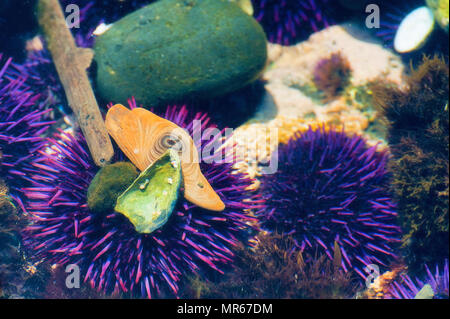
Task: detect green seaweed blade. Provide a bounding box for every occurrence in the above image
[115,149,182,234]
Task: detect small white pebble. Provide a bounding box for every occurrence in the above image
[93,23,113,36]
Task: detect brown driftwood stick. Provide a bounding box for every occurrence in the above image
[37,0,114,166]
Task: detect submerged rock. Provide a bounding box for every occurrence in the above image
[94,0,267,108]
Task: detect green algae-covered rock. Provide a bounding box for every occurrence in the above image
[87,161,139,214]
[94,0,267,108]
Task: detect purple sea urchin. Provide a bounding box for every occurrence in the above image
[0,54,53,209]
[258,127,401,279]
[387,260,449,299]
[253,0,333,45]
[22,104,263,298]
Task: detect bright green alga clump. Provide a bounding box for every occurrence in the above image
[94,0,268,108]
[87,161,139,214]
[345,83,388,143]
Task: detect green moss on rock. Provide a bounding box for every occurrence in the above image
[87,161,139,214]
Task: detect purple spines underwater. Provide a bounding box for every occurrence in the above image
[388,260,449,299]
[0,54,53,208]
[22,103,264,298]
[258,127,401,279]
[253,0,333,45]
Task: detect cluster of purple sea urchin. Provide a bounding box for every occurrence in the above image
[258,127,401,279]
[22,103,264,298]
[0,54,53,209]
[253,0,333,45]
[387,260,449,299]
